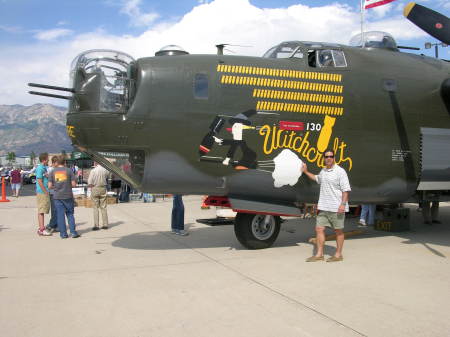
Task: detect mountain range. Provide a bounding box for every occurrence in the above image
[0,104,73,156]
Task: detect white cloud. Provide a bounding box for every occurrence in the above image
[367,3,393,19]
[120,0,159,27]
[34,28,73,41]
[0,24,21,33]
[0,0,435,105]
[364,14,427,40]
[438,1,450,10]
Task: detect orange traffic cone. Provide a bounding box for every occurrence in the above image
[0,176,11,202]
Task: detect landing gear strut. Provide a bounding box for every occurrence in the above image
[234,213,281,249]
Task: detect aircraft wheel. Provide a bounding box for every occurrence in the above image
[234,213,281,249]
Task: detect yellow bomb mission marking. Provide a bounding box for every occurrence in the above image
[220,75,343,94]
[253,89,343,104]
[217,64,342,82]
[255,101,343,116]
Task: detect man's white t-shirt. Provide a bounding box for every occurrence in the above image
[315,164,351,212]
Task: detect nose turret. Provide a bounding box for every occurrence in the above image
[69,49,136,113]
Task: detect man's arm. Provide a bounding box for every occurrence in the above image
[38,179,48,194]
[338,170,351,213]
[302,163,318,182]
[87,170,94,188]
[70,170,77,188]
[47,171,54,190]
[36,167,48,194]
[338,191,349,213]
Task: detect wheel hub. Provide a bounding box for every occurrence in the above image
[251,215,275,240]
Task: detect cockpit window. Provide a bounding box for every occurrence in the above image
[262,42,303,59]
[318,50,334,67]
[308,49,347,68]
[194,73,208,99]
[278,46,296,59]
[331,50,347,67]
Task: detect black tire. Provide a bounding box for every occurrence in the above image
[234,213,281,249]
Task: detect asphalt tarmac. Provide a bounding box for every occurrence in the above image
[1,184,450,337]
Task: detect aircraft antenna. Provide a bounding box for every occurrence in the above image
[216,44,252,55]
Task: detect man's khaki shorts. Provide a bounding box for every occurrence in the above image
[36,193,50,214]
[316,210,345,230]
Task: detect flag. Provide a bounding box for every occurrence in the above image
[365,0,396,10]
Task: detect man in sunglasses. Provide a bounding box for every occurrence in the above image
[302,149,351,262]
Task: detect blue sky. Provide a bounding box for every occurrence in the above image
[0,0,449,105]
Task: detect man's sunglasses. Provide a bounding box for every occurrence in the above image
[324,155,334,158]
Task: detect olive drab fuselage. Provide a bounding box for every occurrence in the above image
[66,42,450,212]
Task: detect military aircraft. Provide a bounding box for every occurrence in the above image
[29,2,450,249]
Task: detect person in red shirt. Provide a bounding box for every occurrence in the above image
[10,167,22,198]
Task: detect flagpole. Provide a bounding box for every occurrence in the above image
[360,0,365,48]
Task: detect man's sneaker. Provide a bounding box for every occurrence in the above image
[171,229,178,234]
[92,226,100,231]
[176,230,189,236]
[61,235,68,239]
[358,220,367,227]
[70,233,81,238]
[37,229,52,236]
[46,226,58,233]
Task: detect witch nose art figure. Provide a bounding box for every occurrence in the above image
[214,109,257,170]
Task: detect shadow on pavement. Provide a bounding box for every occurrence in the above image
[110,213,450,256]
[77,221,124,235]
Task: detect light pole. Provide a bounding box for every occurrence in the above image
[425,42,448,59]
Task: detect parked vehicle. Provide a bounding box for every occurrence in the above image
[23,172,36,184]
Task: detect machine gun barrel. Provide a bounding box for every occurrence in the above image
[28,91,71,100]
[28,83,75,93]
[398,45,421,50]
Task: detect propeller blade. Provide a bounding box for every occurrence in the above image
[404,2,450,45]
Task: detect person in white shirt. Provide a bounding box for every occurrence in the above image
[88,162,110,230]
[302,149,351,262]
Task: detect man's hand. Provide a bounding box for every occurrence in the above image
[338,204,346,213]
[302,163,318,182]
